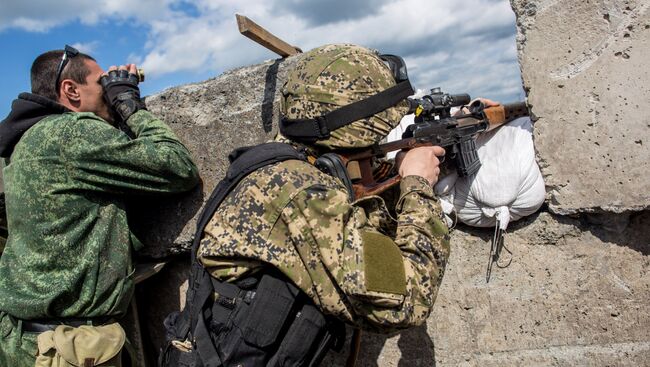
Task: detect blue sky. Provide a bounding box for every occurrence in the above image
[0,20,215,117]
[0,0,525,119]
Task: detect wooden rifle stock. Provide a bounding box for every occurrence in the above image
[482,101,529,130]
[340,101,529,198]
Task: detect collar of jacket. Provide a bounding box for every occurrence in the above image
[0,93,70,158]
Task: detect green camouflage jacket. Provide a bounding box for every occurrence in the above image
[0,108,199,320]
[198,158,450,332]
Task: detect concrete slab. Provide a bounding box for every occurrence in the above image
[510,0,650,215]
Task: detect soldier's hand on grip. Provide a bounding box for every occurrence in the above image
[397,146,446,186]
[100,64,146,122]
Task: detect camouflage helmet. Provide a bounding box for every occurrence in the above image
[280,44,410,150]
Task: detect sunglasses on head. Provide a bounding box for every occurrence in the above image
[54,45,80,93]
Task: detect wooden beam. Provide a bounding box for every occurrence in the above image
[236,14,302,57]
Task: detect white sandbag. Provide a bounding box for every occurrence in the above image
[387,114,414,153]
[434,116,545,230]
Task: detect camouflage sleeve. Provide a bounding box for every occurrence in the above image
[384,175,450,327]
[292,175,449,332]
[62,110,199,194]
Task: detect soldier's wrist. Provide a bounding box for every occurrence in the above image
[396,175,440,218]
[400,175,434,195]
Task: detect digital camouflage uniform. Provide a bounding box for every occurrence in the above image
[0,93,199,366]
[198,44,450,333]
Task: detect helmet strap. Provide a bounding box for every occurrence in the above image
[280,80,414,143]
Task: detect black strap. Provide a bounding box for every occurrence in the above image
[180,142,306,347]
[21,318,114,333]
[194,309,223,367]
[191,142,306,263]
[280,80,414,143]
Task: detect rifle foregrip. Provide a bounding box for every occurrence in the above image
[503,102,529,122]
[484,101,529,128]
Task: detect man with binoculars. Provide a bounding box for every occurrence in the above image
[0,45,199,366]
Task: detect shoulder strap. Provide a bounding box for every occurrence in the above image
[179,142,306,340]
[191,142,306,261]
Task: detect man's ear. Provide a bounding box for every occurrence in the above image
[60,80,81,103]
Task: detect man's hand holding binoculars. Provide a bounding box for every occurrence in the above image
[100,64,146,123]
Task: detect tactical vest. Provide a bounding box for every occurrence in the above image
[159,142,346,367]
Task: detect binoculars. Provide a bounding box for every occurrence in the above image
[136,68,145,83]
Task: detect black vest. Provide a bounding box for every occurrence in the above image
[159,142,345,367]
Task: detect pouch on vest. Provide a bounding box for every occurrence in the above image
[239,274,298,347]
[161,272,345,367]
[207,272,344,367]
[271,301,345,366]
[35,323,125,367]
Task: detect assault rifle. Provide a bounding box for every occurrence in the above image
[336,88,529,199]
[321,88,528,285]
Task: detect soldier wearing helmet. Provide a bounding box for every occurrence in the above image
[171,44,450,365]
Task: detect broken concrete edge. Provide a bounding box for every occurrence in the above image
[145,59,284,101]
[509,0,649,218]
[512,0,650,213]
[548,202,650,216]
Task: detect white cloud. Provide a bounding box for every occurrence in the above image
[70,41,100,54]
[149,0,523,100]
[0,0,178,32]
[8,17,59,33]
[1,0,524,101]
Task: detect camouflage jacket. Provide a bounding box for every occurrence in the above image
[198,158,450,332]
[0,99,199,320]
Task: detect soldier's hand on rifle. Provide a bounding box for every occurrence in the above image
[397,146,446,186]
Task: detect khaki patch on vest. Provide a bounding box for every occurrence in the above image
[362,231,406,295]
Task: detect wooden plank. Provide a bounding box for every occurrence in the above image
[236,14,302,57]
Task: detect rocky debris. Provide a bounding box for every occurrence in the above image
[510,0,650,215]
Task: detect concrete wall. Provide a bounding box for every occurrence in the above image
[322,212,650,366]
[511,0,650,215]
[135,30,649,363]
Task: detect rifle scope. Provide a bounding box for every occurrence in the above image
[407,87,471,115]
